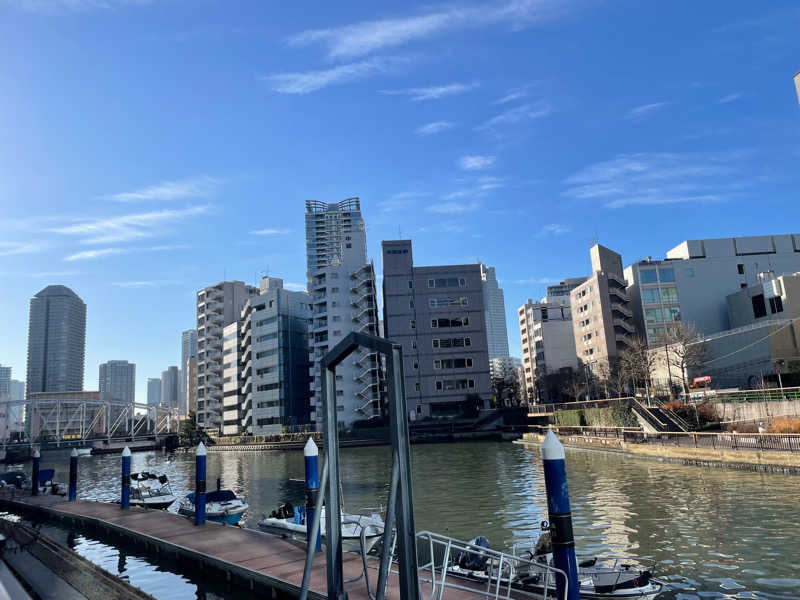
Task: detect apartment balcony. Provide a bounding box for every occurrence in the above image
[205,323,222,337]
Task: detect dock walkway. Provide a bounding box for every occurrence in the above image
[0,490,490,599]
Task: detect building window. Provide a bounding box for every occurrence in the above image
[665,306,681,322]
[640,269,658,284]
[751,294,767,318]
[658,268,675,283]
[645,308,663,323]
[410,320,416,329]
[409,300,415,309]
[660,287,679,302]
[642,288,660,304]
[415,383,420,392]
[769,296,784,314]
[408,280,413,289]
[737,264,745,275]
[413,361,418,369]
[412,340,417,349]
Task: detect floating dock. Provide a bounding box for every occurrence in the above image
[0,490,490,599]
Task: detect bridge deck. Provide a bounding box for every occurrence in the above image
[0,490,490,600]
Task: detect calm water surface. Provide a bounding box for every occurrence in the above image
[11,442,800,599]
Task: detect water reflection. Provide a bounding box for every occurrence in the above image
[10,442,800,599]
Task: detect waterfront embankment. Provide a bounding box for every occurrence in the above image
[516,428,800,474]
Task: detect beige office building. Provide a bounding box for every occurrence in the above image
[570,245,636,372]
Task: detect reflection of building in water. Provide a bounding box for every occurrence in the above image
[583,475,636,554]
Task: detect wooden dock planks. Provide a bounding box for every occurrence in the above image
[0,491,485,600]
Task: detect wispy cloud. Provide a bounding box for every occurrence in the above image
[287,2,569,60]
[493,83,538,105]
[111,280,182,288]
[0,241,49,256]
[415,121,456,136]
[379,192,421,212]
[26,270,80,278]
[382,82,477,101]
[536,224,571,237]
[563,152,746,208]
[264,57,405,94]
[250,228,292,235]
[48,205,210,245]
[107,176,220,203]
[625,102,669,120]
[426,201,479,214]
[719,93,742,104]
[476,101,552,132]
[457,155,495,171]
[284,282,307,292]
[477,175,507,190]
[64,245,189,262]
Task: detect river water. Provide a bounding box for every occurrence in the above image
[8,442,800,599]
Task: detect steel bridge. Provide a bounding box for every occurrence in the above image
[0,398,180,447]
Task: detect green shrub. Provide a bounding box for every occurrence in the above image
[554,409,583,427]
[611,401,639,428]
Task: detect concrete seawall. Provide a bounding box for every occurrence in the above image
[515,432,800,475]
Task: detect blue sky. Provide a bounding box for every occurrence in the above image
[1,0,799,402]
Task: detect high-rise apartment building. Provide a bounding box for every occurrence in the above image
[184,357,197,415]
[180,329,197,414]
[546,278,589,302]
[382,240,493,418]
[196,281,258,432]
[518,299,578,402]
[26,285,87,397]
[98,360,136,404]
[305,199,380,429]
[625,234,800,346]
[479,264,510,359]
[161,366,180,410]
[571,245,635,373]
[0,365,10,394]
[147,377,161,407]
[222,277,312,436]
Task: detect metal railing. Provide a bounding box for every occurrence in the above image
[533,425,800,453]
[416,531,567,600]
[528,397,633,416]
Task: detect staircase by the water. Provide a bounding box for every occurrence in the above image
[631,400,688,433]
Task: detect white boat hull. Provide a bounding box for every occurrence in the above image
[258,512,384,554]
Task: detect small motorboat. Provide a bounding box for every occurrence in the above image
[128,472,176,509]
[0,471,28,489]
[448,533,663,599]
[257,502,385,554]
[23,469,66,496]
[178,489,248,525]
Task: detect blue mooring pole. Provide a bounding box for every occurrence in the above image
[304,438,321,553]
[541,430,579,600]
[195,442,207,526]
[68,448,78,501]
[31,450,40,497]
[121,446,131,509]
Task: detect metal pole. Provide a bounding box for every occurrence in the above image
[68,448,78,501]
[583,364,591,401]
[375,464,400,600]
[32,450,40,497]
[386,345,420,600]
[541,430,579,600]
[120,446,131,509]
[195,442,207,526]
[304,438,321,553]
[299,460,329,600]
[321,363,344,599]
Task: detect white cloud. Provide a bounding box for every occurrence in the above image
[536,224,571,236]
[458,155,495,170]
[415,121,456,136]
[511,277,560,285]
[476,101,552,132]
[107,176,220,202]
[719,93,742,104]
[284,282,307,292]
[563,152,745,208]
[48,205,210,245]
[426,201,479,214]
[250,228,292,235]
[65,248,128,261]
[625,102,669,120]
[26,270,80,278]
[0,241,49,256]
[264,57,405,94]
[382,82,477,101]
[493,84,536,105]
[379,192,421,212]
[7,0,153,13]
[111,280,182,288]
[477,175,506,190]
[288,1,568,60]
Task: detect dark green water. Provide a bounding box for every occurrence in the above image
[14,441,800,599]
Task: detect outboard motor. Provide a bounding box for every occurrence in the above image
[455,536,491,571]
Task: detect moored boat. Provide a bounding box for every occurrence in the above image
[178,489,248,525]
[257,502,384,553]
[128,472,176,509]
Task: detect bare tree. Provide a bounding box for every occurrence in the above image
[664,322,706,395]
[619,336,657,402]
